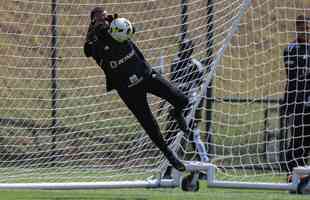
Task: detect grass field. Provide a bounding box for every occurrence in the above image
[0,174,307,200]
[0,186,309,200]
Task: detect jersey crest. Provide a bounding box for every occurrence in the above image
[104,45,110,51]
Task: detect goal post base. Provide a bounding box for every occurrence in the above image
[0,179,178,190]
[184,161,212,172]
[293,166,310,176]
[175,163,310,193]
[176,161,213,192]
[204,163,310,192]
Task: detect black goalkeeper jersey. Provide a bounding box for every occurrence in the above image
[84,24,152,91]
[283,39,310,114]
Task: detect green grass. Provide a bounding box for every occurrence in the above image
[0,171,306,200]
[0,185,309,200]
[0,174,306,200]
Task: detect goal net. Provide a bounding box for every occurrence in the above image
[0,0,308,188]
[208,0,310,184]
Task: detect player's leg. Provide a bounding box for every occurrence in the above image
[302,111,310,166]
[163,114,179,144]
[146,72,190,133]
[161,91,191,178]
[280,103,291,172]
[287,113,306,173]
[162,85,193,143]
[303,134,310,167]
[116,86,186,171]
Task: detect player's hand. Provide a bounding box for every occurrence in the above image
[86,23,97,42]
[92,13,118,30]
[105,13,119,23]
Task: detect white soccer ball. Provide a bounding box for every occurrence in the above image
[109,18,134,42]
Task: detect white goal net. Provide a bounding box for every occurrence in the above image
[0,0,309,188]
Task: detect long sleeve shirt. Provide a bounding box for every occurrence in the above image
[84,23,152,91]
[283,39,310,114]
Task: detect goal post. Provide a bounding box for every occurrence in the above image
[1,0,310,192]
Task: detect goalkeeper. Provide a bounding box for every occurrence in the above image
[283,15,310,174]
[83,7,190,171]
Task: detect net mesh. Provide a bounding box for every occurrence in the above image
[0,0,309,184]
[210,0,310,182]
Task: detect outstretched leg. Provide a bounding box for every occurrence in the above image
[117,86,185,171]
[146,72,190,133]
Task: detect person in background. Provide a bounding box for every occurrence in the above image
[283,15,310,177]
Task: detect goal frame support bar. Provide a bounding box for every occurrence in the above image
[206,164,310,192]
[0,164,308,192]
[0,179,178,190]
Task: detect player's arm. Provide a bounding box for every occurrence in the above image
[283,46,299,114]
[83,12,116,57]
[131,41,146,61]
[84,23,98,57]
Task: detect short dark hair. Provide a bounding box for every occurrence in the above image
[296,15,310,26]
[90,7,105,20]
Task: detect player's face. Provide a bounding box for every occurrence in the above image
[93,10,107,23]
[296,21,310,42]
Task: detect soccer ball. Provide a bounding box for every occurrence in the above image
[109,18,134,42]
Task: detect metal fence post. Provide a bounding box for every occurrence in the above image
[51,0,60,162]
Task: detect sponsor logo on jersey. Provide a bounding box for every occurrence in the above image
[128,74,143,88]
[109,50,135,69]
